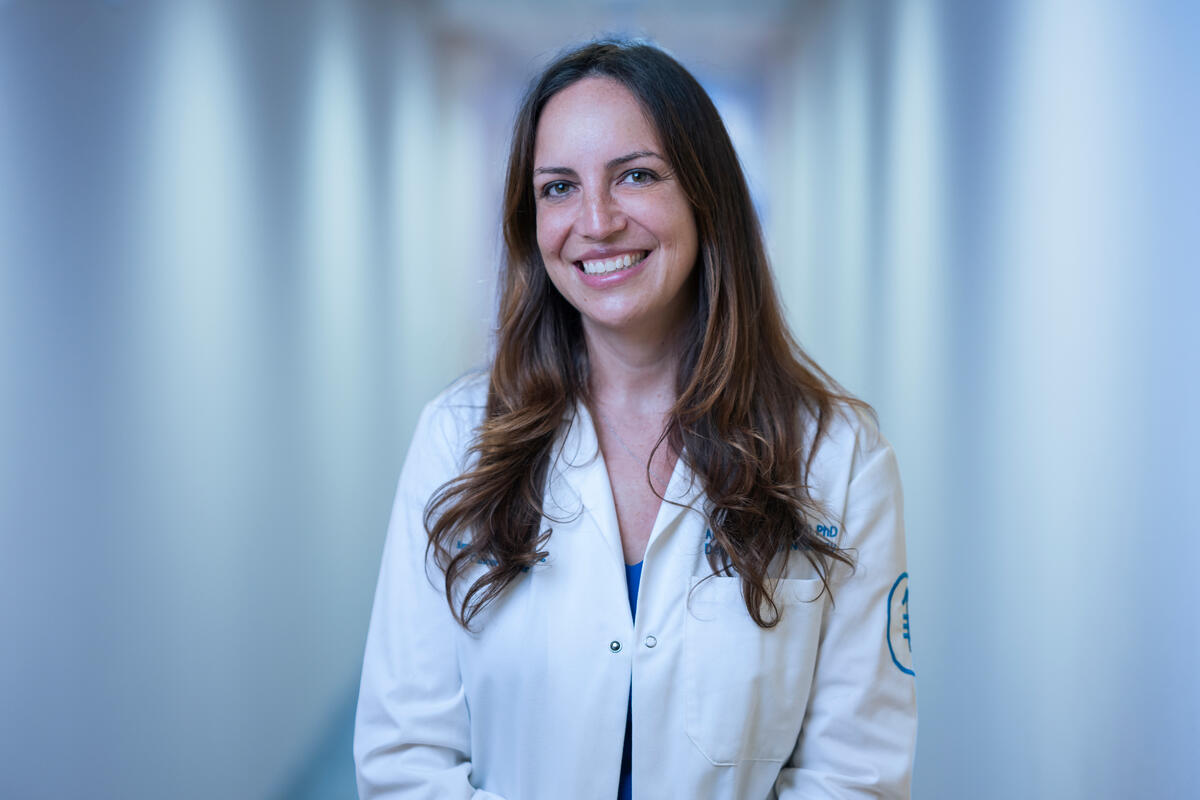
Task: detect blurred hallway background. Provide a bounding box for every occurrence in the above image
[1,1,1196,797]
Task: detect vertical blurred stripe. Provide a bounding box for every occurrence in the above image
[876,13,951,790]
[984,2,1142,793]
[302,0,372,432]
[0,11,14,512]
[829,0,871,396]
[390,16,497,420]
[299,0,374,641]
[391,10,439,427]
[882,0,947,436]
[129,0,263,786]
[133,0,257,527]
[770,16,824,363]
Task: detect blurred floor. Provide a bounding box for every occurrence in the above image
[273,684,358,800]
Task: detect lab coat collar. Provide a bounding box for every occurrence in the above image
[544,402,707,562]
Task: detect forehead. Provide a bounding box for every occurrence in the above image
[533,76,662,166]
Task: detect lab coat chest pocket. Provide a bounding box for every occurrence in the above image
[683,576,826,765]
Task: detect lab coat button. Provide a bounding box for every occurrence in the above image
[644,635,657,648]
[609,640,622,653]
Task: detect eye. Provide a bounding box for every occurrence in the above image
[622,169,658,186]
[541,180,573,199]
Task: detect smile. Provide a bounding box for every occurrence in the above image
[575,250,649,275]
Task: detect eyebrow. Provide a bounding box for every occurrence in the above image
[533,150,665,177]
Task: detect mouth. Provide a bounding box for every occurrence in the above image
[574,250,650,276]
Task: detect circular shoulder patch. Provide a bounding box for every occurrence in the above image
[886,572,914,675]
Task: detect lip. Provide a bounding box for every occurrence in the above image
[574,249,653,289]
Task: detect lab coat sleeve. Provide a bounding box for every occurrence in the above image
[354,398,507,800]
[774,439,917,798]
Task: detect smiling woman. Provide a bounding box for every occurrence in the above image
[354,39,916,799]
[534,77,699,345]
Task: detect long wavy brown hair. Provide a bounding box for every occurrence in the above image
[426,39,862,629]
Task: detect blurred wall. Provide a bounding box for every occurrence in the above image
[765,3,1199,797]
[768,3,1200,796]
[1,1,1196,798]
[0,2,498,797]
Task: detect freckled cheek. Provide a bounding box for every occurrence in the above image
[634,197,693,241]
[535,210,571,263]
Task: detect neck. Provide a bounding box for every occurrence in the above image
[584,319,685,415]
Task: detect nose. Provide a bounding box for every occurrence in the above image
[576,187,626,239]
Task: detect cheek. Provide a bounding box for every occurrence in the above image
[639,193,696,251]
[535,207,569,259]
[662,205,699,263]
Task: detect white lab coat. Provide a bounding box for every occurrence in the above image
[355,373,916,799]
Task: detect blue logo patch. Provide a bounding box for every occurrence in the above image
[886,572,914,676]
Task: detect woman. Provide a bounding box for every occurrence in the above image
[355,40,916,799]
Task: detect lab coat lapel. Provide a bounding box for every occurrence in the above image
[662,449,706,515]
[642,446,708,559]
[543,402,710,563]
[543,403,624,564]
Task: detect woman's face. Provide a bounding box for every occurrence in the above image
[533,77,699,343]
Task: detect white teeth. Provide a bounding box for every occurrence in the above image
[580,251,647,275]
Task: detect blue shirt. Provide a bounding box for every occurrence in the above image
[618,561,643,800]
